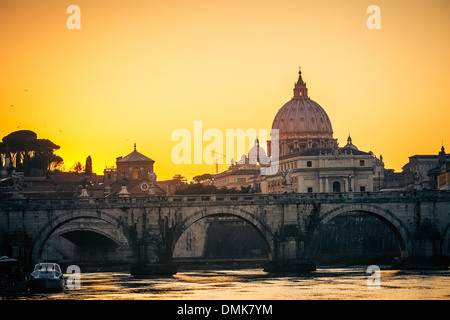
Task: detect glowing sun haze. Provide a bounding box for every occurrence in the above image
[1,0,449,180]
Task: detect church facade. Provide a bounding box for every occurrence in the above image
[103,144,166,196]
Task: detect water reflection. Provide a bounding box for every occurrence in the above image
[1,268,449,300]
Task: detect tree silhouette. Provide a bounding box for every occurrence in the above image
[2,130,37,170]
[175,183,252,195]
[172,174,187,185]
[70,162,84,173]
[1,130,63,174]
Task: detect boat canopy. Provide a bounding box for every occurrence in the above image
[33,263,62,273]
[0,256,18,263]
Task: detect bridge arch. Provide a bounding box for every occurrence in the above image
[310,204,413,259]
[30,210,136,264]
[53,225,121,247]
[172,206,275,260]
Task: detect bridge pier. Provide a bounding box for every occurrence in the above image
[392,202,450,270]
[264,225,316,273]
[130,241,177,275]
[393,234,449,270]
[130,224,178,276]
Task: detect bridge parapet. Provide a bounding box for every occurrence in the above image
[1,190,450,209]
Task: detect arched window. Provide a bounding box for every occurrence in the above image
[333,181,341,193]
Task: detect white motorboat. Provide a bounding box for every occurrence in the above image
[28,263,65,292]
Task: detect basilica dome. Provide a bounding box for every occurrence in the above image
[271,70,337,156]
[272,98,333,137]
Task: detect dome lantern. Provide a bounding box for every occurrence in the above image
[293,67,308,99]
[343,134,358,151]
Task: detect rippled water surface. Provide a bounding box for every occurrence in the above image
[3,267,449,300]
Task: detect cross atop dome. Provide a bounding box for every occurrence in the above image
[297,67,304,84]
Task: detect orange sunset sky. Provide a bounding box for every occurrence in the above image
[1,0,449,181]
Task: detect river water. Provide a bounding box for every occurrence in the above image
[2,267,449,300]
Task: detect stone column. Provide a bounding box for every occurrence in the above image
[130,220,177,276]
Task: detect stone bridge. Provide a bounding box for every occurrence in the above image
[1,190,449,274]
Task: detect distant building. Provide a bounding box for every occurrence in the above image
[426,146,450,190]
[437,172,450,190]
[262,136,382,193]
[199,70,386,194]
[401,146,450,190]
[8,171,103,199]
[256,70,384,194]
[378,169,405,191]
[212,162,259,190]
[103,144,166,196]
[9,143,186,198]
